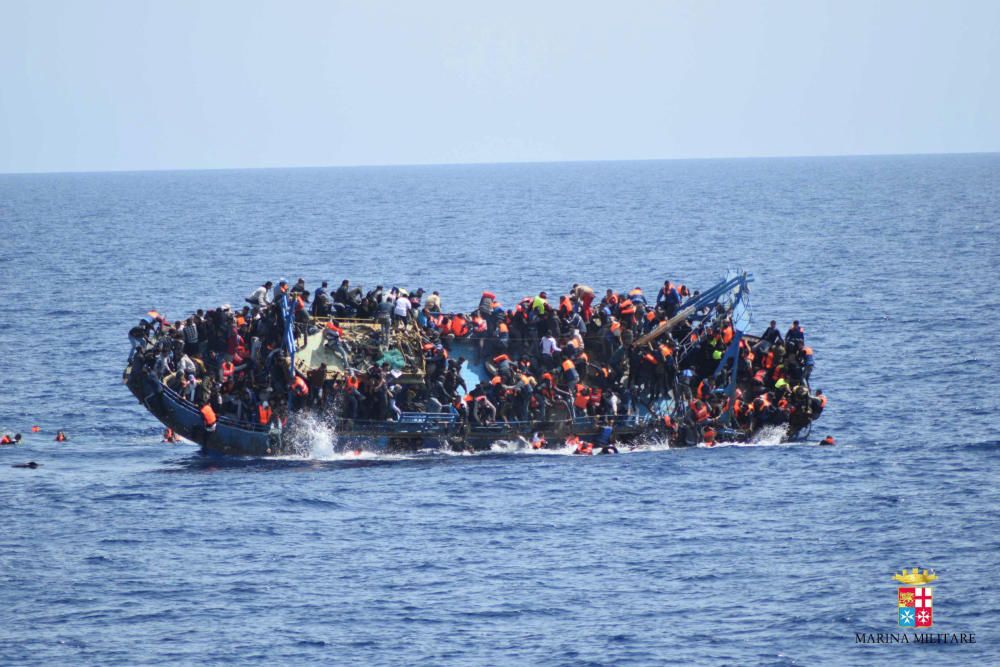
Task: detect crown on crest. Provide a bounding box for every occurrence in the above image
[893,567,938,586]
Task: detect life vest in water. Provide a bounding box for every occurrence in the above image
[200,404,217,428]
[291,375,309,397]
[820,435,835,446]
[31,425,41,433]
[573,440,593,456]
[531,435,546,450]
[1,435,11,445]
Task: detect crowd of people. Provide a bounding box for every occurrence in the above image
[127,276,826,444]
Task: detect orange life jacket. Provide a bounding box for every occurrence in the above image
[451,315,469,337]
[498,321,509,334]
[690,400,710,423]
[703,427,716,446]
[200,404,217,427]
[257,404,272,425]
[291,376,309,397]
[561,358,576,373]
[325,321,344,335]
[221,361,234,381]
[493,354,510,365]
[574,386,591,409]
[1,435,11,444]
[346,375,360,391]
[643,352,657,366]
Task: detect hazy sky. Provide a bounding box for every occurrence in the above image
[1,0,997,173]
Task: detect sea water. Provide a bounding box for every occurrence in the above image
[1,155,998,665]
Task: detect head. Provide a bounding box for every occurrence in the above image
[770,320,776,327]
[321,281,328,288]
[264,281,273,289]
[539,291,547,299]
[793,320,800,327]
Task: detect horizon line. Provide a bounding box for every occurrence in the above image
[1,149,997,177]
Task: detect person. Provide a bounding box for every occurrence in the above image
[1,434,12,445]
[182,318,199,356]
[569,435,593,455]
[530,433,546,450]
[757,320,782,351]
[12,461,40,469]
[393,293,412,329]
[597,443,619,455]
[246,281,273,308]
[334,280,351,305]
[532,291,548,316]
[819,435,835,446]
[377,295,394,340]
[54,431,68,442]
[162,428,178,443]
[311,281,331,316]
[128,320,150,362]
[785,320,805,347]
[539,333,561,369]
[425,290,441,312]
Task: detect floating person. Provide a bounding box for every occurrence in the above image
[162,428,178,443]
[1,434,14,445]
[567,435,593,455]
[597,444,619,455]
[819,435,836,446]
[702,426,716,447]
[530,433,546,450]
[54,431,68,442]
[12,461,40,469]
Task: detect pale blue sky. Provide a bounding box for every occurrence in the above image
[1,0,997,173]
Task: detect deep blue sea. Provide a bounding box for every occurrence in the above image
[1,155,998,665]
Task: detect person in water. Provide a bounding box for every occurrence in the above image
[54,431,68,442]
[819,435,835,446]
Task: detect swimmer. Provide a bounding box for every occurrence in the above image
[54,431,68,442]
[597,444,619,455]
[12,461,40,469]
[819,435,835,446]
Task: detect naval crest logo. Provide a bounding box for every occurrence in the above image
[895,567,936,627]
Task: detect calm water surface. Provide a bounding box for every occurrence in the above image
[1,155,998,665]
